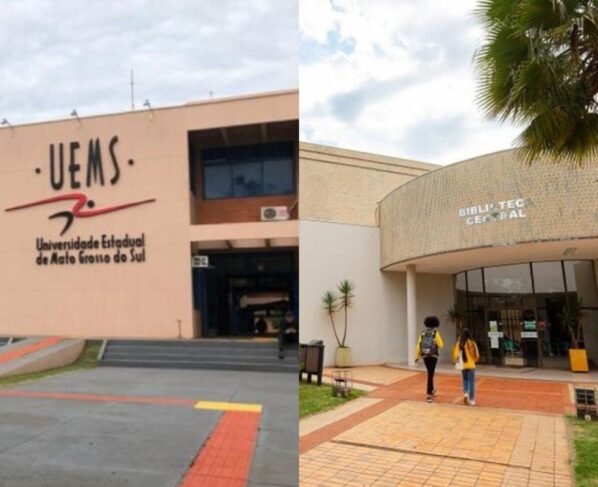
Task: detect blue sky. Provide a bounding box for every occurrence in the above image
[0,0,298,125]
[300,0,520,165]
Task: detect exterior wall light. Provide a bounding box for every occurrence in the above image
[1,118,14,136]
[70,109,81,128]
[143,99,154,121]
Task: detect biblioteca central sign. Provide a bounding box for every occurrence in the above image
[4,136,156,266]
[458,198,528,225]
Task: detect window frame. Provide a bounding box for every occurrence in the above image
[201,141,296,200]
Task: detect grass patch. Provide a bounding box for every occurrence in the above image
[300,381,365,418]
[0,340,102,387]
[568,415,598,486]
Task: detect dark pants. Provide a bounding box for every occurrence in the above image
[278,332,298,359]
[423,356,438,396]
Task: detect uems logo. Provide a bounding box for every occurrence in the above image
[5,136,156,235]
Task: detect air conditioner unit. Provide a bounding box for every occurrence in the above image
[261,206,289,221]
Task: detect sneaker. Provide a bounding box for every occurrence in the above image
[463,394,469,405]
[469,400,476,406]
[426,395,433,403]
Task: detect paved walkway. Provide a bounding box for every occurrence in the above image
[300,367,576,487]
[0,336,62,364]
[323,367,416,387]
[388,362,598,384]
[0,367,297,487]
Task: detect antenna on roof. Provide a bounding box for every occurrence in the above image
[130,67,135,110]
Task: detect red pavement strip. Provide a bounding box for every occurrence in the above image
[0,389,196,407]
[300,371,575,454]
[0,389,262,485]
[179,411,261,487]
[0,337,62,364]
[0,342,263,487]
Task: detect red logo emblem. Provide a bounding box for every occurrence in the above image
[5,193,156,235]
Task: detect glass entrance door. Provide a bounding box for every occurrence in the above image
[488,308,540,367]
[520,309,540,367]
[455,261,598,369]
[196,250,298,337]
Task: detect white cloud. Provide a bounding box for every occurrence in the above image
[0,0,298,124]
[300,0,520,165]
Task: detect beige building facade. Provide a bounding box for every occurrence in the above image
[0,90,299,340]
[300,143,598,369]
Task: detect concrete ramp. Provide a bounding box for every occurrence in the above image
[0,337,84,379]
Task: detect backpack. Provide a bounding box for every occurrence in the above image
[420,329,438,357]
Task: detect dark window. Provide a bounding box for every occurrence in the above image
[202,142,295,199]
[204,165,232,199]
[263,143,294,195]
[233,162,261,197]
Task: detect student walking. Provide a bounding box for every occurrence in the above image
[453,328,480,406]
[415,316,444,403]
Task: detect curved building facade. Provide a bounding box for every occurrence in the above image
[300,144,598,370]
[380,150,598,272]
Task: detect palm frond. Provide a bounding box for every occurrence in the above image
[474,0,598,164]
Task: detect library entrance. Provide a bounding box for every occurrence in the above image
[455,261,598,369]
[486,308,541,367]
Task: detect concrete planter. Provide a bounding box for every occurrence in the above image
[335,346,352,368]
[569,348,589,372]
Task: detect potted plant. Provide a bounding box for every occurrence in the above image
[559,296,589,372]
[322,279,354,367]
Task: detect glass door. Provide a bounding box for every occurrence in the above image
[490,308,539,367]
[501,309,524,366]
[520,308,540,367]
[487,310,504,365]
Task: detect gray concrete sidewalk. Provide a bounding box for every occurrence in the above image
[0,367,298,487]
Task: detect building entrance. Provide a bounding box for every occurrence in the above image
[487,308,540,367]
[192,250,298,338]
[455,260,598,369]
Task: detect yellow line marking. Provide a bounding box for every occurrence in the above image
[194,401,262,413]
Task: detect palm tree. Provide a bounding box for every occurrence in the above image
[322,290,342,347]
[337,280,355,348]
[474,0,598,165]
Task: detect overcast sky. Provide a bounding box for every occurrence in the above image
[0,0,297,125]
[300,0,520,165]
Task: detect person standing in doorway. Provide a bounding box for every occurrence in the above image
[453,328,480,406]
[255,316,268,336]
[415,316,444,403]
[278,310,298,359]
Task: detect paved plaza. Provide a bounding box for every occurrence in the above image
[300,367,586,487]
